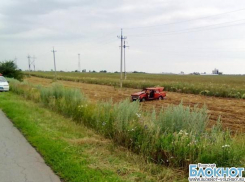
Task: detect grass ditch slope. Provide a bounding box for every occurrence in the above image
[0,92,185,182]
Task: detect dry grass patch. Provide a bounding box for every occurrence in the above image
[61,131,186,181]
[65,137,111,145]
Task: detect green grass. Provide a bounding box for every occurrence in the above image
[0,92,185,182]
[25,71,245,99]
[7,79,245,170]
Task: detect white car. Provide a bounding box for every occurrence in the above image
[0,76,9,91]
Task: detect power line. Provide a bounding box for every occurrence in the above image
[96,36,118,45]
[136,47,245,51]
[81,9,245,52]
[84,30,118,44]
[128,19,245,37]
[155,37,245,43]
[73,8,245,49]
[96,30,119,43]
[75,9,245,53]
[100,38,118,46]
[124,8,245,29]
[81,36,118,53]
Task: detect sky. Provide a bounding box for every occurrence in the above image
[0,0,245,74]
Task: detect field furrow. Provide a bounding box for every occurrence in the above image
[26,76,245,132]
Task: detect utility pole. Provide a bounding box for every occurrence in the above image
[123,40,129,80]
[32,56,36,71]
[78,54,81,72]
[51,47,57,80]
[117,28,127,88]
[27,55,31,77]
[27,55,31,71]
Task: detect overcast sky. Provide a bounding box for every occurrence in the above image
[1,0,245,74]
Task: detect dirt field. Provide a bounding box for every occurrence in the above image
[26,76,245,132]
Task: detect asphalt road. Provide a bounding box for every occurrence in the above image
[0,110,61,182]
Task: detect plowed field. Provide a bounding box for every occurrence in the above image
[26,76,245,132]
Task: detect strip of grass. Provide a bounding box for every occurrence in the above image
[0,92,185,182]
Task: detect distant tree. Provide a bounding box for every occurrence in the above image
[75,70,79,72]
[132,71,145,74]
[100,70,107,73]
[0,60,23,81]
[92,70,96,73]
[192,72,200,75]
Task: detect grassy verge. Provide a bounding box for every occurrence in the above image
[25,72,245,99]
[8,79,245,169]
[0,92,185,182]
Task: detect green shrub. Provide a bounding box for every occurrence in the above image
[0,61,23,81]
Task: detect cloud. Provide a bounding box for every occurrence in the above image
[0,0,245,74]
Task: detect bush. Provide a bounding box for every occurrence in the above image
[0,61,23,81]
